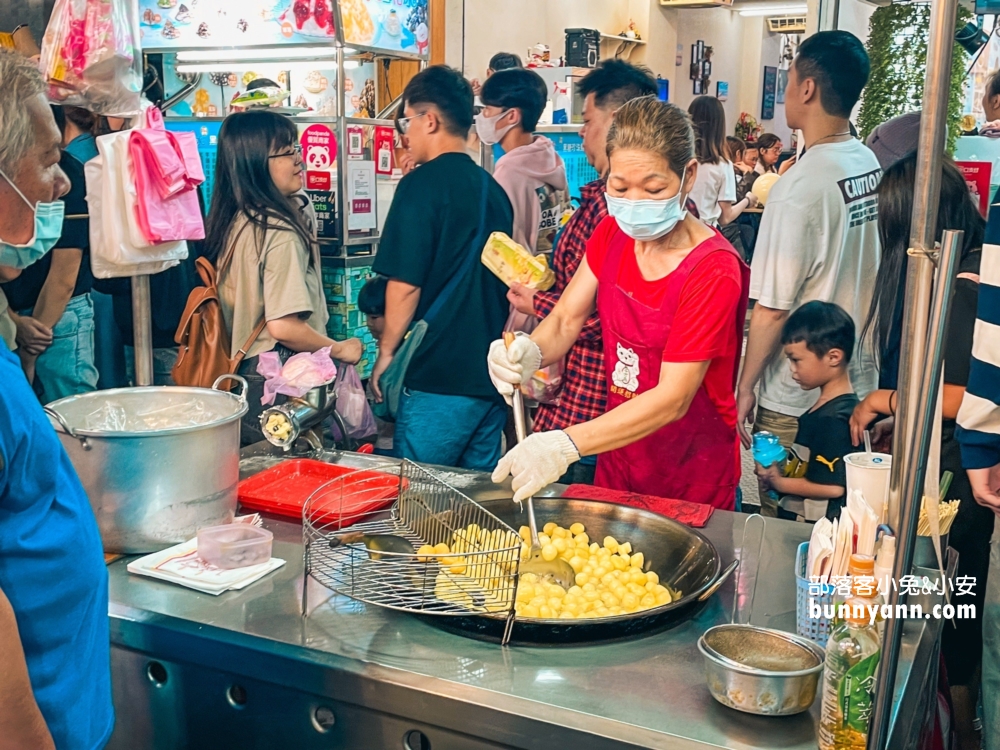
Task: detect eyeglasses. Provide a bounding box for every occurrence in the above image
[268,144,303,161]
[396,111,428,135]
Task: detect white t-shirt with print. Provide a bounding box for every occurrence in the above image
[689,159,737,227]
[750,139,881,417]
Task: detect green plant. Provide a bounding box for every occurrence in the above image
[857,3,970,154]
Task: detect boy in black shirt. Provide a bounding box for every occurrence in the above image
[755,301,859,521]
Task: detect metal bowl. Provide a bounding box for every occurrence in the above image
[417,497,726,645]
[698,624,825,716]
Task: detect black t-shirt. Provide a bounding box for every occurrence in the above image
[373,153,513,399]
[2,152,93,311]
[791,393,861,495]
[879,251,980,392]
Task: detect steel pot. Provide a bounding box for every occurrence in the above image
[45,376,249,554]
[698,624,825,716]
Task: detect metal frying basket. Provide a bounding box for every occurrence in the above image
[302,461,523,643]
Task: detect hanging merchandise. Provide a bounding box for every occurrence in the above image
[128,106,206,244]
[40,0,143,116]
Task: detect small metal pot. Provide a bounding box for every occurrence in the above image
[698,624,825,716]
[45,376,248,553]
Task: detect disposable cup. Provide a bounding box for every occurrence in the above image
[844,452,892,522]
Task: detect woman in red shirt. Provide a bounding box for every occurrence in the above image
[488,97,749,510]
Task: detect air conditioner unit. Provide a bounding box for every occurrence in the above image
[767,16,807,32]
[660,0,733,7]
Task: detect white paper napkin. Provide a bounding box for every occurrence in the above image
[127,539,285,595]
[807,517,835,582]
[848,490,878,557]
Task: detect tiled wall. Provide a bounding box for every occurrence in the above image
[322,260,378,378]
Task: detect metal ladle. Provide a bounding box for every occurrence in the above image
[511,388,577,590]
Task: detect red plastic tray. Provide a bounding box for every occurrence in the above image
[238,459,401,525]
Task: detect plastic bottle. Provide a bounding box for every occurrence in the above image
[818,597,882,750]
[751,431,786,506]
[831,554,885,638]
[873,534,895,599]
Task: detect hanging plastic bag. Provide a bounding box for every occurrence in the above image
[257,347,338,406]
[40,0,143,116]
[333,365,377,440]
[86,122,189,278]
[128,107,205,244]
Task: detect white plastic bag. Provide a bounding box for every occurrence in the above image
[86,125,189,278]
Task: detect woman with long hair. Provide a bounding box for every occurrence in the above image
[687,96,757,229]
[754,132,783,174]
[850,153,990,750]
[206,109,361,443]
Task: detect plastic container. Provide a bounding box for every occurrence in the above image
[795,541,836,647]
[238,459,401,525]
[197,524,273,569]
[844,452,891,522]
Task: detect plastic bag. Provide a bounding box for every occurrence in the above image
[86,124,189,278]
[333,365,377,440]
[481,232,556,290]
[504,310,563,406]
[40,0,143,116]
[257,347,337,406]
[87,128,189,277]
[129,107,205,244]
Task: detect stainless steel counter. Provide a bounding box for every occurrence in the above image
[106,452,940,750]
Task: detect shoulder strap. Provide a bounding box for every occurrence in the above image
[422,173,492,325]
[232,316,267,368]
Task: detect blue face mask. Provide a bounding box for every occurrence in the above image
[0,167,65,269]
[605,189,688,241]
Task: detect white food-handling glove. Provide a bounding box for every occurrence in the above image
[492,430,581,503]
[487,332,542,402]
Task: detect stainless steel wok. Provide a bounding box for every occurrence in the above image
[418,497,729,645]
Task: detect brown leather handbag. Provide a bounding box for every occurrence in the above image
[171,248,265,389]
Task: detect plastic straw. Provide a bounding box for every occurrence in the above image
[864,429,873,455]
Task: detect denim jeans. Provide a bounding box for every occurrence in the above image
[393,389,506,471]
[26,293,98,402]
[124,345,179,386]
[984,517,1000,750]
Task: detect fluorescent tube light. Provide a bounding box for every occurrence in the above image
[175,46,353,63]
[737,4,808,16]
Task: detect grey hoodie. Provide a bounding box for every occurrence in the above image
[493,136,569,255]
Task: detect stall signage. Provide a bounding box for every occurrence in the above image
[307,189,338,239]
[347,125,365,159]
[347,161,377,231]
[375,126,394,174]
[307,171,331,190]
[138,0,337,49]
[955,161,992,217]
[301,123,337,189]
[338,0,429,56]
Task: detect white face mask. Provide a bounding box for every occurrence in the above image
[605,189,688,241]
[475,109,517,145]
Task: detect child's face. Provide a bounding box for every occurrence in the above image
[366,313,385,343]
[784,341,844,391]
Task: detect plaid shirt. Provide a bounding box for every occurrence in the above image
[532,179,609,432]
[532,181,701,432]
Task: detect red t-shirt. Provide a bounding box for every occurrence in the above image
[586,218,745,429]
